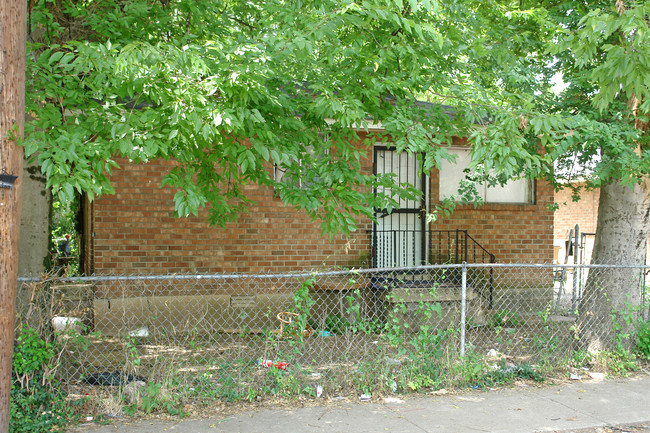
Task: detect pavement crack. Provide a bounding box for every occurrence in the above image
[317,408,330,421]
[382,404,429,432]
[533,390,608,424]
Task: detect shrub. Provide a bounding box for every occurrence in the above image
[491,310,521,328]
[10,328,72,433]
[635,320,650,360]
[324,314,350,335]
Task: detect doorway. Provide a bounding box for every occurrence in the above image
[372,147,427,268]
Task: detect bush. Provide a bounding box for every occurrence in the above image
[324,314,350,335]
[635,320,650,360]
[10,328,72,433]
[491,310,521,328]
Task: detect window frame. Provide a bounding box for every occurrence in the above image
[438,147,535,205]
[274,134,330,189]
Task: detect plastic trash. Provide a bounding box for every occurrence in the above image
[52,316,82,332]
[259,359,288,370]
[359,393,372,401]
[316,385,323,398]
[384,357,402,366]
[84,372,146,386]
[128,327,149,338]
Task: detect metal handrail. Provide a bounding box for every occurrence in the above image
[372,228,496,307]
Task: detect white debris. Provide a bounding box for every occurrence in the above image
[383,397,404,404]
[52,316,82,333]
[128,327,149,338]
[588,372,604,380]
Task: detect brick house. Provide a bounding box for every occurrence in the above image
[553,183,599,263]
[74,129,556,335]
[81,132,555,276]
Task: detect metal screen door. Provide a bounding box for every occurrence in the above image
[373,147,427,268]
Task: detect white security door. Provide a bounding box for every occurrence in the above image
[373,147,427,268]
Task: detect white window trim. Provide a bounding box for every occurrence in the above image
[274,135,330,189]
[439,147,534,204]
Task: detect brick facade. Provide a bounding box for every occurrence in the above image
[88,140,555,275]
[553,184,600,263]
[429,173,555,264]
[90,157,373,274]
[554,185,599,243]
[553,185,650,263]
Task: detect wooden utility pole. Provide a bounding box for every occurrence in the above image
[0,0,26,431]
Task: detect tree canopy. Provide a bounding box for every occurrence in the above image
[23,0,650,237]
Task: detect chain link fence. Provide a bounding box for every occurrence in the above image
[15,263,650,401]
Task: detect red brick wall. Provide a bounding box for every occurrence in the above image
[430,171,555,264]
[92,156,374,274]
[553,185,602,263]
[553,185,650,263]
[554,185,599,243]
[90,140,555,274]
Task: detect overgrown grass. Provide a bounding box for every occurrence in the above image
[11,277,649,429]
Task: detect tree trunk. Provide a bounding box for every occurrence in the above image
[579,179,650,352]
[0,0,26,431]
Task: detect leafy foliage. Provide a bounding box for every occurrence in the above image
[20,1,650,239]
[635,320,650,360]
[10,329,71,433]
[24,0,473,235]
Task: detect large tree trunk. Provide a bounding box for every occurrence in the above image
[0,0,26,431]
[579,179,650,352]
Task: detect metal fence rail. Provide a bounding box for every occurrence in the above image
[15,263,650,395]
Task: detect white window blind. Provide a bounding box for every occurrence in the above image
[439,148,532,204]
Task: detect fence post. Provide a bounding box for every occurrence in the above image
[572,224,579,311]
[460,261,467,357]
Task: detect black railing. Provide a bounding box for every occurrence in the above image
[428,229,495,266]
[372,229,495,307]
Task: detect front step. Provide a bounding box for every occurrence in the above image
[386,285,488,329]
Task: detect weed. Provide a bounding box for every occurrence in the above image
[324,313,350,335]
[345,289,383,334]
[635,320,650,359]
[472,361,544,388]
[453,345,485,384]
[352,361,391,395]
[125,336,141,367]
[596,350,638,376]
[123,382,186,417]
[570,349,593,369]
[10,328,73,433]
[492,310,521,328]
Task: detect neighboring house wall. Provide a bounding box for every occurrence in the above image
[89,141,555,275]
[18,159,51,276]
[553,185,599,263]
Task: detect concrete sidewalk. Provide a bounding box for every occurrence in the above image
[74,373,650,433]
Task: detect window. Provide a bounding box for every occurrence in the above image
[439,148,533,204]
[274,135,329,189]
